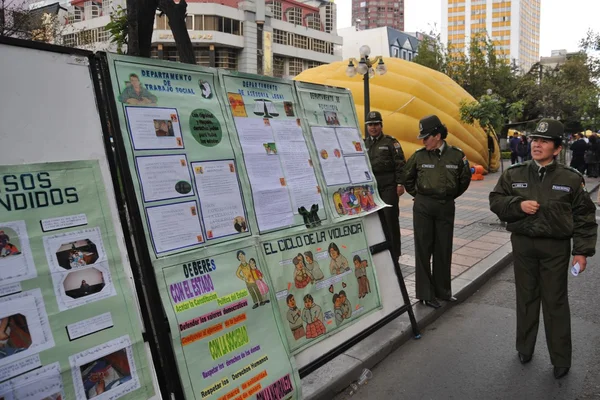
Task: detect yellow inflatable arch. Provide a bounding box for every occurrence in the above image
[295,58,500,172]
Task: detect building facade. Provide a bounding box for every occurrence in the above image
[441,0,541,73]
[60,0,342,77]
[339,26,420,61]
[351,0,404,31]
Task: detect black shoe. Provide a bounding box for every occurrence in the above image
[263,299,270,304]
[442,296,457,302]
[420,299,441,309]
[252,303,259,309]
[554,367,570,379]
[518,352,532,364]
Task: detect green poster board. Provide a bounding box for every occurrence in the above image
[106,54,253,258]
[0,161,154,400]
[294,82,386,221]
[259,220,381,354]
[156,240,301,400]
[218,71,327,233]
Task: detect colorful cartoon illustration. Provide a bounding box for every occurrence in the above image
[324,111,340,126]
[228,92,247,117]
[339,290,352,320]
[328,242,349,275]
[235,250,265,309]
[286,294,305,340]
[304,251,324,281]
[333,186,377,216]
[353,255,371,298]
[293,254,312,289]
[249,258,270,300]
[332,293,344,327]
[302,294,326,339]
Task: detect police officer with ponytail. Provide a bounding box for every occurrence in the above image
[403,115,471,309]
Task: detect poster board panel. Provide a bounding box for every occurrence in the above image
[0,41,156,399]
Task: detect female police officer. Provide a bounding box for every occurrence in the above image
[489,119,597,379]
[403,115,471,309]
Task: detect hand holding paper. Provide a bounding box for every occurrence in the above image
[571,255,587,276]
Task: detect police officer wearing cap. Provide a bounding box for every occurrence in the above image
[490,119,597,379]
[364,111,406,260]
[403,115,471,309]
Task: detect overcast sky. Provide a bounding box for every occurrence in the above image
[336,0,600,57]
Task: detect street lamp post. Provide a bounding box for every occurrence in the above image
[345,45,387,138]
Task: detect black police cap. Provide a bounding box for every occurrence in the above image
[529,118,564,140]
[418,115,444,139]
[365,111,383,125]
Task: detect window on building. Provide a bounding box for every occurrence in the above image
[273,29,288,45]
[194,48,210,66]
[402,49,407,59]
[268,1,282,20]
[216,49,238,70]
[293,34,308,49]
[286,7,302,25]
[392,47,399,57]
[306,60,323,69]
[186,15,193,29]
[273,56,285,77]
[195,16,242,35]
[165,47,179,62]
[313,38,326,53]
[155,14,169,30]
[288,58,304,76]
[150,46,159,59]
[408,52,412,61]
[306,13,320,30]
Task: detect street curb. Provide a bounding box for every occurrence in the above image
[301,244,514,400]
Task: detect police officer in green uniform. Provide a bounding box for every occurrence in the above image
[403,115,471,309]
[364,111,406,260]
[489,119,597,379]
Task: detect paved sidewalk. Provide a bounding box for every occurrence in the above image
[301,160,600,399]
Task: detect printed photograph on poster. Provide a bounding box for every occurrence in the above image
[52,263,116,311]
[0,362,65,400]
[227,92,247,117]
[192,160,249,240]
[117,73,158,106]
[199,79,213,99]
[125,106,184,150]
[42,227,106,273]
[335,127,364,154]
[332,185,377,216]
[261,222,381,353]
[324,111,340,126]
[135,154,194,202]
[0,289,55,369]
[70,335,140,400]
[284,101,295,117]
[344,155,373,184]
[0,220,36,287]
[146,201,205,254]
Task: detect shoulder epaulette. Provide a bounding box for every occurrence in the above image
[449,145,464,154]
[507,162,527,170]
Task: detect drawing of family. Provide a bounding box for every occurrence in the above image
[292,252,325,288]
[286,294,326,340]
[235,250,270,309]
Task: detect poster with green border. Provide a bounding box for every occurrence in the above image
[294,81,387,222]
[259,219,381,354]
[106,53,253,259]
[0,160,154,400]
[218,71,327,233]
[156,239,301,400]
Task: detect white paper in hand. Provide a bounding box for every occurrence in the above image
[571,262,581,277]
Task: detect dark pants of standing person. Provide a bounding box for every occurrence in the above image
[570,156,586,175]
[413,195,455,301]
[511,235,572,367]
[511,151,518,165]
[377,186,401,260]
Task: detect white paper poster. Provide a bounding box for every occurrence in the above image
[125,106,184,150]
[345,155,373,184]
[192,160,248,240]
[0,362,64,400]
[0,220,37,286]
[311,126,351,186]
[146,201,204,254]
[335,127,364,155]
[135,154,194,202]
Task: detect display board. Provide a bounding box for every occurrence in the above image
[260,220,381,354]
[294,81,386,221]
[106,54,253,258]
[218,71,327,233]
[0,41,156,400]
[156,240,301,400]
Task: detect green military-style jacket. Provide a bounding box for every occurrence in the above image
[403,143,471,201]
[365,133,405,190]
[489,161,597,256]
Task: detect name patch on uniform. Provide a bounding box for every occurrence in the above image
[445,165,458,169]
[552,185,571,193]
[378,146,388,150]
[421,164,435,169]
[512,182,528,188]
